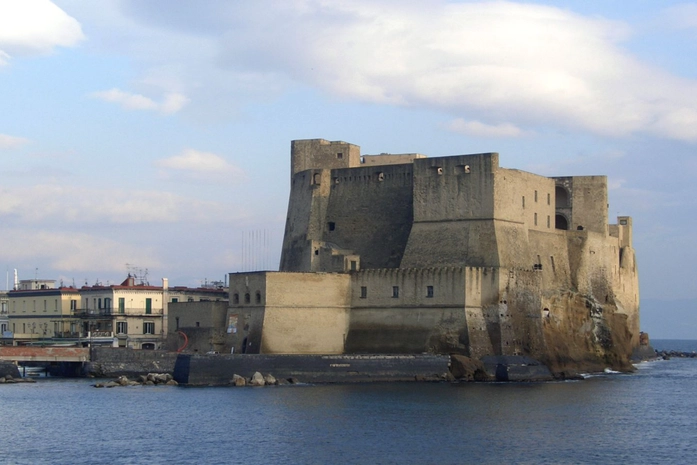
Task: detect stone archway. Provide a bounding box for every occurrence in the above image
[555,214,569,230]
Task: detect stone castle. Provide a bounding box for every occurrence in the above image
[226,139,640,375]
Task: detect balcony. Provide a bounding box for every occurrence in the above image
[74,308,164,318]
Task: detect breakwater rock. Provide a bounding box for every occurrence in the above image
[0,362,20,379]
[656,350,697,360]
[0,374,36,384]
[93,373,179,388]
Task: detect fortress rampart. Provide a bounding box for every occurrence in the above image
[230,139,640,376]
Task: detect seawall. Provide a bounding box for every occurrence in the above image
[84,347,178,378]
[173,354,451,385]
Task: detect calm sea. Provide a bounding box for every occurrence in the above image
[2,340,696,465]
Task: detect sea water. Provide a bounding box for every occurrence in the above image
[1,341,696,465]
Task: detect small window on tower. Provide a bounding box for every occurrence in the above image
[328,222,336,231]
[337,152,343,159]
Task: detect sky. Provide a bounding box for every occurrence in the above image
[1,0,696,337]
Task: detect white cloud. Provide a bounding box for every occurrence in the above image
[0,184,241,224]
[155,149,245,183]
[90,88,189,114]
[661,4,697,30]
[0,228,161,273]
[446,119,526,137]
[90,0,697,142]
[0,0,84,65]
[0,133,30,149]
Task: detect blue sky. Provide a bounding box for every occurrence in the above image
[1,0,696,337]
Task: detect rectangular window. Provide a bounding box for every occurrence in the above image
[98,298,102,309]
[547,193,551,205]
[145,298,152,315]
[143,322,155,334]
[392,286,399,298]
[534,213,538,226]
[118,298,125,314]
[350,260,357,271]
[360,286,367,298]
[171,298,178,303]
[534,190,538,202]
[522,196,525,208]
[117,322,128,334]
[328,222,336,231]
[547,215,551,228]
[427,286,434,298]
[337,152,343,159]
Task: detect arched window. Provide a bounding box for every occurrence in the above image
[555,186,570,208]
[555,214,569,230]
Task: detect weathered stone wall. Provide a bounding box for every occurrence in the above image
[322,163,414,269]
[347,268,468,353]
[227,272,351,355]
[164,301,230,354]
[173,353,450,385]
[85,347,178,378]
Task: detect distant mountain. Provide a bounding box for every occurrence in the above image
[640,298,697,340]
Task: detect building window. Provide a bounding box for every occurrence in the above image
[70,300,77,311]
[350,260,357,271]
[98,298,102,309]
[534,213,538,226]
[328,222,336,231]
[117,322,128,334]
[233,293,239,304]
[360,286,367,298]
[255,292,261,304]
[118,298,125,314]
[171,298,178,303]
[522,196,525,208]
[427,286,434,298]
[547,193,551,205]
[145,298,152,314]
[547,215,551,228]
[244,293,250,304]
[337,152,343,159]
[196,322,200,327]
[175,317,180,330]
[392,286,399,298]
[534,190,538,202]
[143,322,155,334]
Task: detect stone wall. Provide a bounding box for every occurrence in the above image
[85,346,178,378]
[173,353,450,385]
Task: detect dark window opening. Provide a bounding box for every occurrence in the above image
[337,152,343,159]
[315,249,319,255]
[555,214,569,230]
[392,286,399,298]
[244,293,250,304]
[555,186,570,208]
[577,225,584,230]
[233,293,239,304]
[350,260,357,271]
[255,292,261,304]
[328,222,336,231]
[427,286,434,298]
[360,286,367,298]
